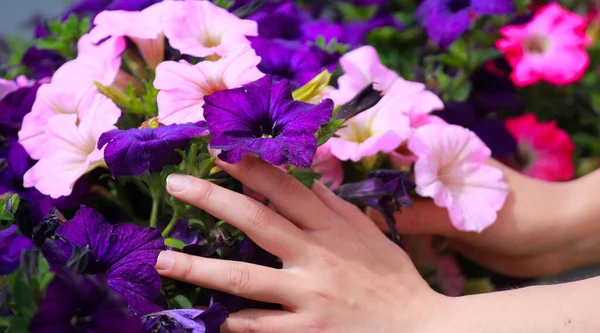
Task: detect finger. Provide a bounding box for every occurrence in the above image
[221,309,299,333]
[312,180,382,236]
[166,173,308,260]
[450,241,567,278]
[366,200,460,237]
[216,156,339,231]
[156,251,300,306]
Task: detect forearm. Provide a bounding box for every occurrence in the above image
[431,276,600,333]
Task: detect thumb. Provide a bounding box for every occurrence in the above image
[366,199,460,237]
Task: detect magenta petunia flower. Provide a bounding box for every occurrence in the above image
[98,121,208,177]
[504,113,575,181]
[203,76,333,168]
[408,123,508,232]
[41,206,166,316]
[496,3,592,86]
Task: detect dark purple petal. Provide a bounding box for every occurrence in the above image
[142,304,228,333]
[46,206,166,316]
[472,118,517,158]
[21,48,65,81]
[30,268,146,333]
[249,37,329,88]
[0,83,41,137]
[250,2,310,40]
[61,0,162,19]
[417,6,471,48]
[99,122,207,177]
[0,225,33,275]
[471,0,515,15]
[204,76,333,168]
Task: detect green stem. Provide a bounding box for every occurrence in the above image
[161,215,178,237]
[187,144,199,175]
[150,197,159,228]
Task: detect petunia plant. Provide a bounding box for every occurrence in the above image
[2,0,600,331]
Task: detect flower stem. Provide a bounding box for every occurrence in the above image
[187,143,199,176]
[150,196,159,228]
[161,215,178,237]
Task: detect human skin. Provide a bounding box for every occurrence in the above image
[155,156,600,332]
[370,159,600,277]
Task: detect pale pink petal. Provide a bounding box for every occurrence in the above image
[409,124,508,232]
[18,84,97,159]
[0,78,18,101]
[52,34,126,87]
[161,0,257,58]
[337,45,399,97]
[155,47,263,124]
[311,144,343,189]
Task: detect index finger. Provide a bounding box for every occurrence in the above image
[166,174,309,261]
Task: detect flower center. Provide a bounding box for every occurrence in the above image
[447,0,471,13]
[203,33,222,48]
[252,118,280,139]
[344,121,372,144]
[523,34,550,54]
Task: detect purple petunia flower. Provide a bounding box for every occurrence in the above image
[97,122,208,177]
[61,0,163,20]
[203,75,334,168]
[416,0,515,48]
[0,225,34,275]
[335,170,414,244]
[250,2,311,40]
[158,218,203,247]
[41,206,166,316]
[0,83,41,137]
[249,37,332,88]
[30,268,146,333]
[142,303,228,333]
[21,48,65,81]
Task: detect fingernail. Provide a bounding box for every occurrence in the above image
[167,174,189,193]
[155,251,174,271]
[314,180,335,196]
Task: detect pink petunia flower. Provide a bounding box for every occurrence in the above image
[328,79,443,163]
[0,78,18,101]
[408,123,508,232]
[23,94,121,198]
[327,45,399,105]
[161,0,258,58]
[18,84,98,160]
[496,3,592,87]
[154,46,264,124]
[311,143,344,189]
[52,33,126,88]
[88,2,172,69]
[504,113,575,181]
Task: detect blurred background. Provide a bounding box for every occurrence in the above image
[0,0,66,37]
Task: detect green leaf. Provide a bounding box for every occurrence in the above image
[290,170,322,189]
[0,210,14,221]
[6,316,29,333]
[169,294,193,309]
[213,0,234,10]
[164,238,186,250]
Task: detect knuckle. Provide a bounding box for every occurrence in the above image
[244,200,270,228]
[227,265,252,294]
[276,173,302,197]
[239,315,260,333]
[179,257,195,281]
[195,181,214,202]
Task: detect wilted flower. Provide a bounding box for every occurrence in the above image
[98,121,208,177]
[0,225,33,275]
[203,75,333,168]
[154,46,264,125]
[417,0,515,48]
[496,3,592,86]
[142,304,228,333]
[335,170,414,243]
[29,268,146,333]
[408,123,508,232]
[41,206,165,315]
[504,113,575,181]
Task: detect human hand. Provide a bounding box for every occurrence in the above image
[370,159,600,277]
[155,156,446,333]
